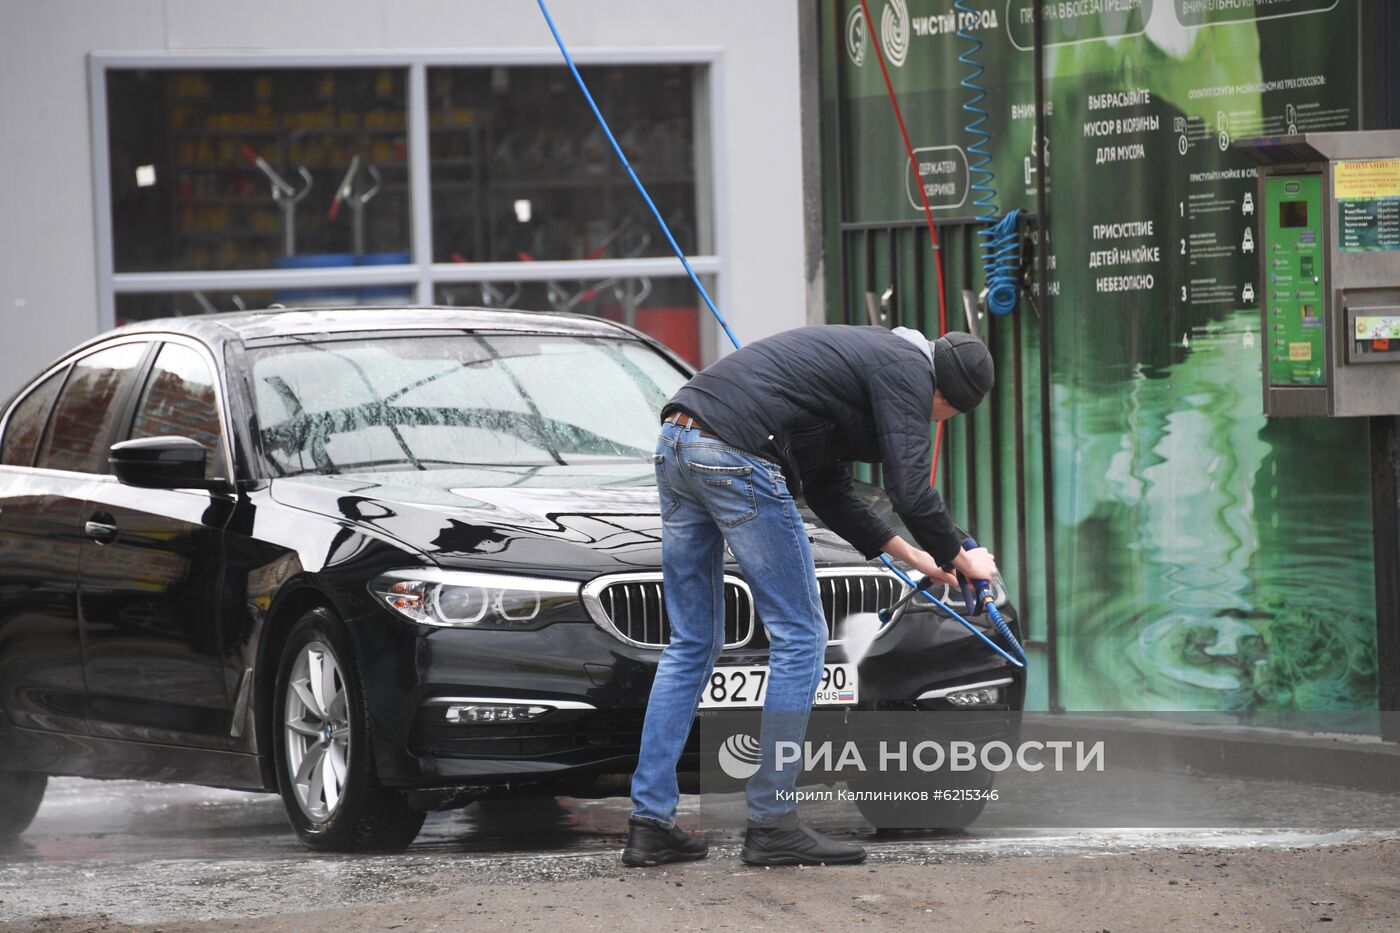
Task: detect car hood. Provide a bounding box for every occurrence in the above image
[267,460,875,577]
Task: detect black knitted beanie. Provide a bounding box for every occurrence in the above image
[931,332,994,412]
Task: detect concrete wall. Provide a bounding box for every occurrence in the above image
[0,0,810,401]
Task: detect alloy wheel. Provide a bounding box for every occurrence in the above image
[283,640,351,822]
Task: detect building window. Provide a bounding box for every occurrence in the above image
[434,276,707,366]
[116,287,409,323]
[99,56,719,366]
[428,65,706,264]
[106,68,410,273]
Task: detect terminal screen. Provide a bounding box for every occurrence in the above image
[1280,200,1309,228]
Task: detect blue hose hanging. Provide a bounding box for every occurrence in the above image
[533,0,739,352]
[955,0,1021,317]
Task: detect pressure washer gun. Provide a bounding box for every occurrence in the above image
[940,544,981,619]
[875,538,1027,668]
[953,536,1025,661]
[876,539,981,624]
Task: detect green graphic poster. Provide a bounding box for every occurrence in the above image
[823,0,1377,711]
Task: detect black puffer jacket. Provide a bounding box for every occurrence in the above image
[664,325,960,564]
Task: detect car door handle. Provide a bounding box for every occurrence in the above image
[84,519,118,543]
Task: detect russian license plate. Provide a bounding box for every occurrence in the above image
[699,663,858,709]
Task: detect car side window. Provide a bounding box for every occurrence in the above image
[128,342,228,480]
[35,343,148,474]
[1,367,70,468]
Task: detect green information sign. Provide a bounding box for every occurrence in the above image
[1265,174,1326,386]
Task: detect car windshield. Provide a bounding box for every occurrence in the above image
[247,333,688,476]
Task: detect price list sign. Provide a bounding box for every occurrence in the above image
[1336,160,1400,253]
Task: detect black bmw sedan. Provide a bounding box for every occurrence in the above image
[0,307,1024,850]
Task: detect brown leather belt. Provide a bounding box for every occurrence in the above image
[663,411,717,438]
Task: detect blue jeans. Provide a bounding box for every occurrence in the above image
[630,419,828,826]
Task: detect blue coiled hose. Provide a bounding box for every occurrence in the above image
[955,0,1022,317]
[983,209,1022,315]
[958,535,1026,663]
[956,0,995,229]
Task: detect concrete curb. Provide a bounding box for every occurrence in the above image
[1034,714,1400,795]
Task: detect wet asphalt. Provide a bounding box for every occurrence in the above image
[2,775,1398,926]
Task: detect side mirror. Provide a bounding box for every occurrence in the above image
[109,435,229,491]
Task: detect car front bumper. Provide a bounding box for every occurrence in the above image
[345,602,1026,791]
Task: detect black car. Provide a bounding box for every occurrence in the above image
[0,307,1025,850]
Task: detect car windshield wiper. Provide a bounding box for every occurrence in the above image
[273,458,579,477]
[261,406,649,464]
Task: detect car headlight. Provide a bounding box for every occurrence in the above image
[369,569,582,629]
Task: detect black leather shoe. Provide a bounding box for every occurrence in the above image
[621,817,709,867]
[740,813,867,866]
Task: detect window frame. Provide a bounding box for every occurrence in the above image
[0,333,238,483]
[121,339,236,483]
[27,338,154,478]
[0,364,74,470]
[89,50,728,366]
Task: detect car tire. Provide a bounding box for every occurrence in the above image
[272,607,425,851]
[0,771,47,839]
[847,777,990,833]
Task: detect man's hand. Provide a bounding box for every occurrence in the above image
[880,535,959,587]
[952,546,998,582]
[903,550,961,588]
[881,535,999,585]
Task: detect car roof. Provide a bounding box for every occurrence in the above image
[97,305,637,348]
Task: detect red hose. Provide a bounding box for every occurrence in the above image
[856,0,950,483]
